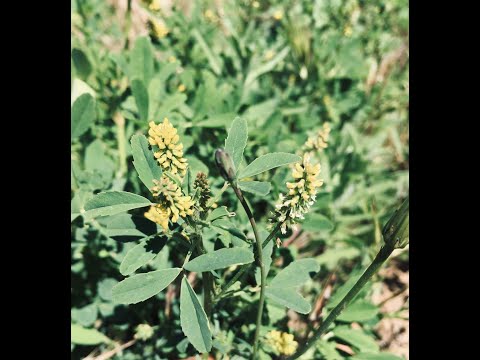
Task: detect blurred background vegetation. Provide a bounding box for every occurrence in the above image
[71,0,408,359]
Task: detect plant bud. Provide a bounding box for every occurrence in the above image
[382,196,409,249]
[215,149,236,182]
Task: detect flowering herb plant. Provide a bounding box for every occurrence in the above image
[71,1,408,359]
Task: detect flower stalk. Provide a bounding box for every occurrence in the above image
[288,196,409,359]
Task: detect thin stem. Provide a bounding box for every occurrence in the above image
[215,218,287,302]
[196,238,213,320]
[287,242,396,359]
[231,184,265,359]
[113,112,127,178]
[124,0,132,49]
[214,263,253,302]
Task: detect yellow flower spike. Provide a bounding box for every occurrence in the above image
[147,17,169,39]
[145,175,194,229]
[148,0,161,11]
[273,10,284,20]
[264,330,298,356]
[144,205,170,230]
[148,118,188,177]
[303,122,331,153]
[270,153,324,234]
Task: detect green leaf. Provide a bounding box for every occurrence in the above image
[239,181,271,196]
[84,191,152,219]
[186,156,209,176]
[131,134,162,191]
[238,153,301,179]
[316,340,344,360]
[192,29,222,75]
[184,248,254,272]
[265,288,312,314]
[180,276,212,353]
[211,219,248,244]
[112,268,182,304]
[333,326,379,353]
[225,116,248,173]
[119,236,167,275]
[350,353,403,360]
[243,99,278,128]
[206,206,236,222]
[244,46,289,87]
[129,36,154,86]
[71,93,95,139]
[266,259,320,314]
[131,79,149,121]
[71,304,97,327]
[84,139,115,182]
[302,213,334,232]
[156,93,187,118]
[100,213,156,240]
[97,278,118,301]
[71,324,109,345]
[337,301,379,322]
[196,113,236,128]
[72,48,92,79]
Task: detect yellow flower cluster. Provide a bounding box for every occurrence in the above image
[303,122,331,153]
[144,205,170,230]
[265,330,298,356]
[147,18,169,39]
[271,153,323,234]
[148,118,188,176]
[273,10,284,20]
[145,176,194,230]
[134,324,154,341]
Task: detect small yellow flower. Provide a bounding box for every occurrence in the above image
[168,56,177,63]
[144,205,170,230]
[145,175,194,230]
[147,18,169,39]
[264,50,275,61]
[148,118,188,176]
[273,10,283,20]
[204,9,218,23]
[148,0,161,11]
[265,330,298,356]
[270,153,323,234]
[178,84,186,92]
[134,324,154,341]
[343,25,353,37]
[303,122,331,153]
[252,1,260,8]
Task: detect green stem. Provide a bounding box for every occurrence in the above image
[287,242,396,359]
[196,238,213,320]
[231,184,265,360]
[113,112,127,178]
[215,218,286,302]
[124,0,132,49]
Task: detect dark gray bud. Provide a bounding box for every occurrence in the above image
[215,148,236,182]
[382,196,409,249]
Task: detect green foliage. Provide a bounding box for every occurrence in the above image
[266,259,320,314]
[112,268,182,304]
[184,248,254,272]
[71,93,95,139]
[71,0,409,358]
[180,276,212,353]
[83,191,152,219]
[130,134,163,191]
